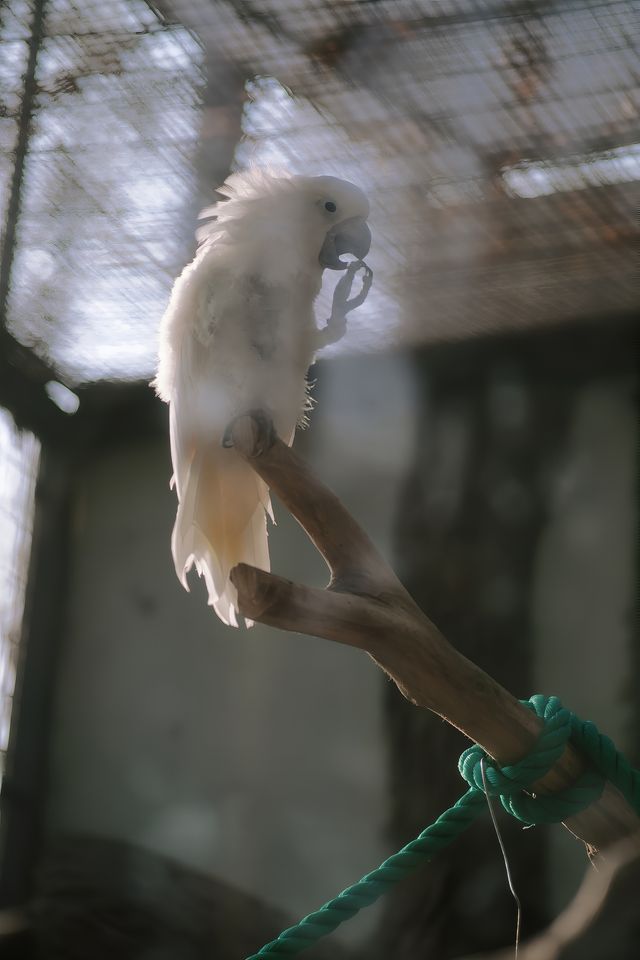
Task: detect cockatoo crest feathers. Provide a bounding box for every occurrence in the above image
[196,167,295,246]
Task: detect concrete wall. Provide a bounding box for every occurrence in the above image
[532,376,637,910]
[45,351,418,945]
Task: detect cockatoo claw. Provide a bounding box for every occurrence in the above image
[222,409,277,457]
[315,260,373,349]
[332,260,373,318]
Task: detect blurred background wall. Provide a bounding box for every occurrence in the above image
[0,1,637,957]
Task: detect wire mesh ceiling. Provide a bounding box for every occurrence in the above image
[1,0,638,385]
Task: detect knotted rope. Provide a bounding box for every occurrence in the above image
[246,694,640,958]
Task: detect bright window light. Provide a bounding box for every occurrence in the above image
[0,410,40,790]
[503,143,640,199]
[45,380,80,415]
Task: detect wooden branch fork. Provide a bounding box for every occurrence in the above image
[228,415,640,855]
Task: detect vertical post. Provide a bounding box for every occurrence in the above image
[0,0,47,329]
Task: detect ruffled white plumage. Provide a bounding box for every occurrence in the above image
[154,169,320,626]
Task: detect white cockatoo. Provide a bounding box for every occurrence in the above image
[154,168,371,626]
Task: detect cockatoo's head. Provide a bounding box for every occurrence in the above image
[298,175,371,271]
[197,169,371,279]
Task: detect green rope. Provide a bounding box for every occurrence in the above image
[245,695,640,959]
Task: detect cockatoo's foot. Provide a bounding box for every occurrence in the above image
[315,259,374,350]
[222,409,277,457]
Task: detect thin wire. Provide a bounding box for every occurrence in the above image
[480,756,522,959]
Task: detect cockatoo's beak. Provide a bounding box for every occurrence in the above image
[319,216,371,270]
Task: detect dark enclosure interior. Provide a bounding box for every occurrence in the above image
[0,1,637,958]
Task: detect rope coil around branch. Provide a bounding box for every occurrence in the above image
[245,694,640,959]
[459,695,605,825]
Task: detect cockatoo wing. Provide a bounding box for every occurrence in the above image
[156,246,306,627]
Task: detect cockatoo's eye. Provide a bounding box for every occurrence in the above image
[324,200,337,213]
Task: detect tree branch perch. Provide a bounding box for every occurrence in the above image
[228,415,639,853]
